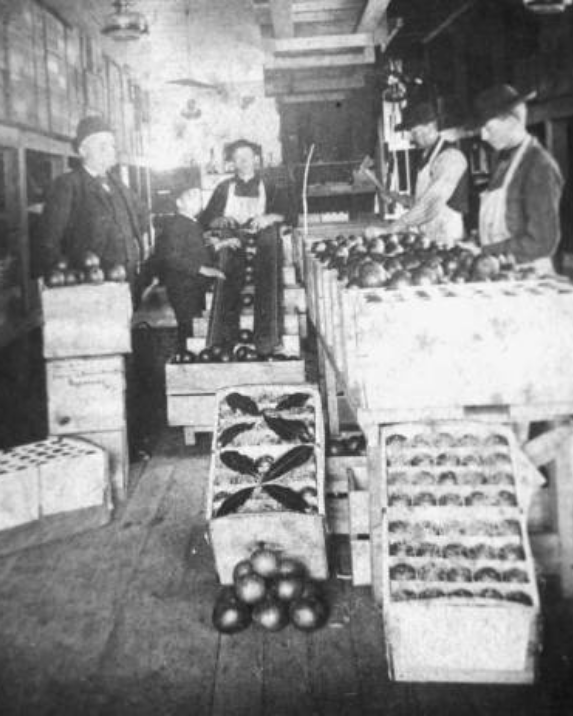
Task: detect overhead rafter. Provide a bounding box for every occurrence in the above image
[264,33,375,70]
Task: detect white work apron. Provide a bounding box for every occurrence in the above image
[415,137,464,247]
[479,136,554,274]
[224,180,266,226]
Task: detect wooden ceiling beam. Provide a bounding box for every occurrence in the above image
[279,91,349,104]
[266,32,374,54]
[264,46,375,70]
[269,0,294,38]
[265,71,366,96]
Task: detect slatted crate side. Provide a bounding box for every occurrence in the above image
[39,439,109,516]
[46,355,126,434]
[338,286,361,393]
[208,511,328,584]
[355,279,573,412]
[41,282,133,359]
[71,429,129,503]
[167,393,215,428]
[348,483,371,586]
[166,358,306,395]
[0,463,40,531]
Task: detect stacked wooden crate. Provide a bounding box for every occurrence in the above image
[6,0,38,127]
[1,0,148,157]
[42,283,132,503]
[207,383,327,584]
[166,232,308,444]
[378,421,541,683]
[0,436,111,553]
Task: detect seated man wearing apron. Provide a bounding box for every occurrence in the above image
[200,139,290,230]
[387,102,468,247]
[472,84,564,273]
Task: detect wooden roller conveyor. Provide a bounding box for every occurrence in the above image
[253,224,283,356]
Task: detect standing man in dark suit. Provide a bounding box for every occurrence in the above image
[40,115,148,295]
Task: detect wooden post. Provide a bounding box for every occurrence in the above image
[551,428,573,596]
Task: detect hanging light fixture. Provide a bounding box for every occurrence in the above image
[101,1,149,41]
[523,0,572,13]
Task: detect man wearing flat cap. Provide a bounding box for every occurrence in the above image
[200,139,291,230]
[474,84,563,271]
[386,101,469,246]
[40,115,148,292]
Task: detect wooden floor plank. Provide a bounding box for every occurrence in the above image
[348,587,416,716]
[95,455,221,716]
[0,429,572,716]
[212,628,264,716]
[308,580,363,716]
[0,455,176,715]
[263,627,315,716]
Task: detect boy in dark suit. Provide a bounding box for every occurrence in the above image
[157,188,229,351]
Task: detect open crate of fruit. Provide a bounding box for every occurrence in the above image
[207,384,328,584]
[379,421,541,684]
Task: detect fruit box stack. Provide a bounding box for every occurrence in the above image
[379,421,540,684]
[207,384,328,584]
[41,282,132,502]
[0,437,111,551]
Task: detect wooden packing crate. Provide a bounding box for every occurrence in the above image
[167,355,305,395]
[47,355,125,434]
[167,392,214,428]
[166,358,306,440]
[71,429,129,503]
[0,437,110,530]
[354,277,573,413]
[207,384,328,583]
[42,283,132,359]
[379,421,541,683]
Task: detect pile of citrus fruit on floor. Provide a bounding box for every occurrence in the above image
[212,546,329,634]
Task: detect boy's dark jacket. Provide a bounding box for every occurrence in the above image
[154,214,212,278]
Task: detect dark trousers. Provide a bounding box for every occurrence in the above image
[164,272,209,351]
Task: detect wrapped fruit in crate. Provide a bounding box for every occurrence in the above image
[207,384,327,584]
[216,385,322,449]
[211,546,329,634]
[380,421,541,684]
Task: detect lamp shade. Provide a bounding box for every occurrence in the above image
[523,0,572,13]
[102,1,149,41]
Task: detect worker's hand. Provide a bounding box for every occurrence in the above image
[209,216,237,230]
[251,214,280,231]
[458,241,481,256]
[220,237,241,251]
[200,266,226,280]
